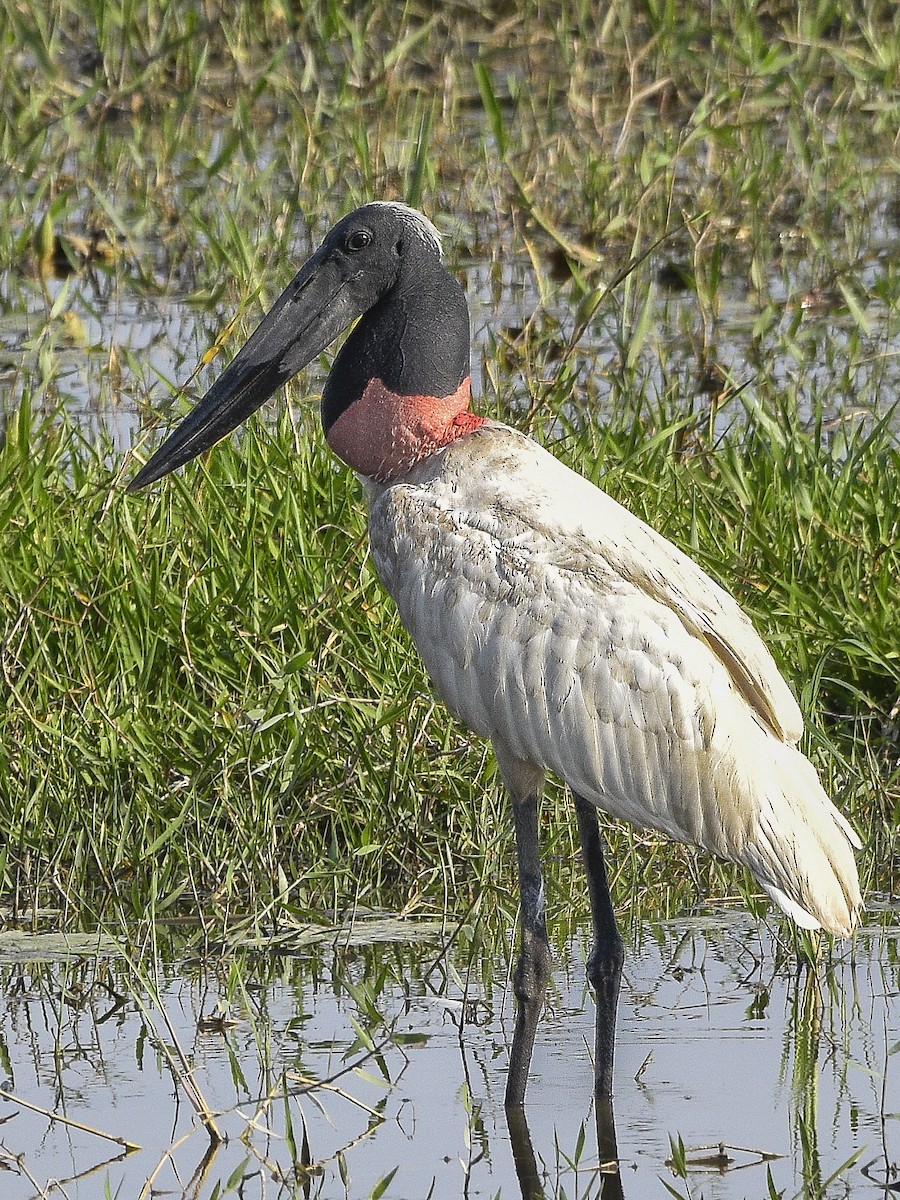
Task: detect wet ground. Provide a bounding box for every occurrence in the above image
[1,911,896,1198]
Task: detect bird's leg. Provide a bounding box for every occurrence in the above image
[574,794,624,1101]
[505,789,552,1109]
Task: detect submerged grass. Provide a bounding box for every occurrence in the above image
[0,0,898,932]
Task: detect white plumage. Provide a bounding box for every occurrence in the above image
[366,421,861,937]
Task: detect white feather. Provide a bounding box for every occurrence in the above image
[364,423,862,936]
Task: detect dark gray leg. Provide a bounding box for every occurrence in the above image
[505,790,552,1109]
[574,794,624,1101]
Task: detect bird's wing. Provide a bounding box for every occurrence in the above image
[581,511,805,744]
[456,426,804,742]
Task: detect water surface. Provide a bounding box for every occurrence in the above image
[1,912,896,1198]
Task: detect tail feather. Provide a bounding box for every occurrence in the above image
[740,740,862,937]
[758,882,823,932]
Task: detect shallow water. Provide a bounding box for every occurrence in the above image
[1,912,896,1198]
[3,167,899,458]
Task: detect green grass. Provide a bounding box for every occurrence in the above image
[0,382,896,930]
[0,0,897,933]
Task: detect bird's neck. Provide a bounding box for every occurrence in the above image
[321,257,484,481]
[325,375,483,481]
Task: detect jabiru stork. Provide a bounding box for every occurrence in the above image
[128,201,862,1107]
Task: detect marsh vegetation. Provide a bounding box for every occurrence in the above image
[0,0,898,1194]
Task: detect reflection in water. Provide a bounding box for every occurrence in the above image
[506,1099,625,1199]
[595,1095,626,1200]
[507,1104,545,1199]
[793,964,827,1196]
[0,915,896,1198]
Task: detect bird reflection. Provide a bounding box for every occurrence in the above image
[506,1083,624,1199]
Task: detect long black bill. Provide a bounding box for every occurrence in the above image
[127,249,358,491]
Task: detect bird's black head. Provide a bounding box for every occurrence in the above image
[320,201,444,306]
[127,202,448,491]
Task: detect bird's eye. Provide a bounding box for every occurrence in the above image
[346,229,372,252]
